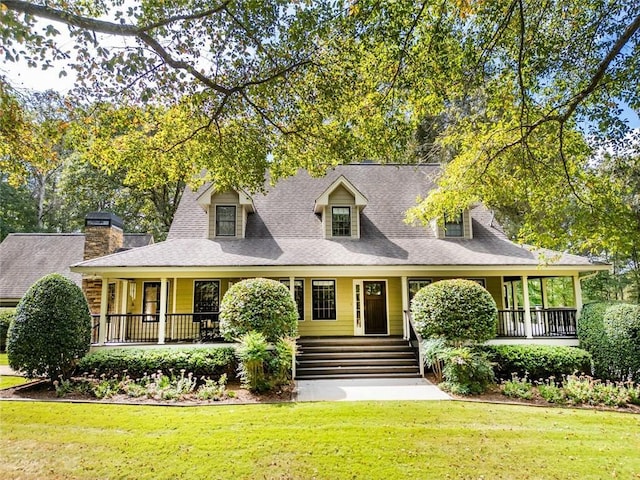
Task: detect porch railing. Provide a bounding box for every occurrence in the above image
[497,308,577,338]
[90,312,222,344]
[404,310,425,377]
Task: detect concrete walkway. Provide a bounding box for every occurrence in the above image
[295,377,451,402]
[0,365,20,376]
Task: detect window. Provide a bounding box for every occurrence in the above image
[280,279,305,320]
[408,279,432,302]
[444,213,464,237]
[215,205,236,236]
[312,280,336,320]
[143,282,161,322]
[193,280,220,322]
[107,283,117,314]
[468,278,486,288]
[332,206,351,237]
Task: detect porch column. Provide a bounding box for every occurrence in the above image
[98,278,109,345]
[158,277,168,345]
[119,280,128,342]
[288,276,295,300]
[171,277,178,341]
[521,275,533,339]
[541,278,549,308]
[401,276,409,340]
[572,274,583,320]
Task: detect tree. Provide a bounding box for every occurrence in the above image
[7,273,91,381]
[2,0,639,250]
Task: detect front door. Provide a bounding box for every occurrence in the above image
[364,281,387,334]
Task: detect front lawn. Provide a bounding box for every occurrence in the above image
[0,353,8,366]
[0,401,638,479]
[0,377,28,389]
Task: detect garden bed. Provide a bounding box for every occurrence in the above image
[0,378,294,405]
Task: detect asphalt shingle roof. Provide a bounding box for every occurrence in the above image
[0,232,153,300]
[73,164,598,270]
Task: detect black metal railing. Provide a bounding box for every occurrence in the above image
[91,312,222,344]
[497,308,577,338]
[404,310,424,376]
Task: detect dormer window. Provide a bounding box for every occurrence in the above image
[444,213,464,238]
[332,207,351,237]
[215,205,236,237]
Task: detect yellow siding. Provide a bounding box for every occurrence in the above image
[432,276,504,309]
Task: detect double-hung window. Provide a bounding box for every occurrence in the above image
[193,280,220,322]
[142,282,161,322]
[216,205,236,237]
[332,207,351,237]
[408,279,432,303]
[444,213,464,238]
[312,280,336,320]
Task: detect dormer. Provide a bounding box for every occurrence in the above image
[314,176,368,239]
[432,209,473,239]
[196,185,255,239]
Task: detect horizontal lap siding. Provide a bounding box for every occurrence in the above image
[298,277,354,336]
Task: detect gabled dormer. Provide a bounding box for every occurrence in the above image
[314,176,368,239]
[432,209,473,239]
[196,185,255,239]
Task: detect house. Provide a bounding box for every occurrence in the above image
[0,212,153,308]
[70,164,608,376]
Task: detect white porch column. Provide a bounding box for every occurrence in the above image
[288,276,295,300]
[401,276,409,340]
[119,280,128,342]
[541,278,549,309]
[572,274,583,320]
[171,277,178,341]
[98,278,109,345]
[158,277,168,345]
[521,275,533,339]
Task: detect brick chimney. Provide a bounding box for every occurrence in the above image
[82,212,124,313]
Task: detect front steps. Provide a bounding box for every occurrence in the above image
[295,336,421,380]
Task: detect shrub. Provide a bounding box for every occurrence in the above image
[7,274,91,380]
[236,331,271,393]
[0,309,15,353]
[219,278,298,342]
[483,345,592,381]
[602,304,640,382]
[440,346,494,395]
[411,279,497,344]
[578,302,640,382]
[77,346,237,379]
[269,337,296,386]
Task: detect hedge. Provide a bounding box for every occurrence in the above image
[76,347,238,379]
[483,345,593,381]
[0,309,15,353]
[578,302,640,382]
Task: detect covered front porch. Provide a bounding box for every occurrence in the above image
[87,269,589,347]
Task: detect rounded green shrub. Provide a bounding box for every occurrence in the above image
[0,308,15,352]
[602,304,640,382]
[219,278,298,342]
[7,273,91,380]
[411,279,497,344]
[578,302,640,382]
[484,345,593,381]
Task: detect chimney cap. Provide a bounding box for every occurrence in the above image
[85,212,124,229]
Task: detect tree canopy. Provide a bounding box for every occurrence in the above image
[1,0,639,290]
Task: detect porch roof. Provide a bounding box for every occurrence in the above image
[71,235,604,271]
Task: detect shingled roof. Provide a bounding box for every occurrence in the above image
[0,232,153,302]
[72,164,600,270]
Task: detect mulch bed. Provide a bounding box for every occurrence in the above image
[0,378,295,405]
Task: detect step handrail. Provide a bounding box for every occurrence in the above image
[404,310,425,377]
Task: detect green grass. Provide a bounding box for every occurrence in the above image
[0,401,638,479]
[0,376,28,389]
[0,353,8,366]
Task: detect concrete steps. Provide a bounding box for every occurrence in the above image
[296,336,420,380]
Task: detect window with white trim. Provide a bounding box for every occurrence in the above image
[332,206,351,237]
[408,279,432,302]
[142,282,160,322]
[312,280,336,320]
[444,213,464,237]
[215,205,236,236]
